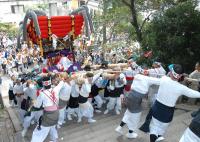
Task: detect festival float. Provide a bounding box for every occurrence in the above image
[17,6,94,74]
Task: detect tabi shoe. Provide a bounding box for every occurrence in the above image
[72,113,78,117]
[104,109,109,114]
[95,109,102,113]
[21,129,27,137]
[156,136,165,141]
[77,117,82,123]
[31,120,35,125]
[115,126,123,135]
[67,115,72,121]
[116,110,120,115]
[9,101,12,106]
[126,132,138,139]
[14,103,18,107]
[57,124,61,129]
[88,118,96,123]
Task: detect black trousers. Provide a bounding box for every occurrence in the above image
[139,108,153,133]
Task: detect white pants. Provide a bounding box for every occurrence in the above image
[31,125,58,142]
[150,117,170,136]
[58,107,66,125]
[33,111,43,122]
[15,96,23,108]
[67,107,80,117]
[179,128,200,142]
[106,97,121,111]
[23,111,43,129]
[94,95,103,108]
[23,112,35,129]
[79,101,94,119]
[16,108,26,123]
[122,109,142,131]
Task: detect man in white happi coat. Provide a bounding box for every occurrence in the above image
[115,73,160,139]
[104,67,127,115]
[67,79,80,121]
[123,60,140,96]
[22,80,43,137]
[13,79,24,122]
[139,62,166,138]
[78,71,102,123]
[31,75,64,142]
[57,73,71,128]
[149,64,200,142]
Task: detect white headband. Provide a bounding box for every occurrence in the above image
[42,80,51,86]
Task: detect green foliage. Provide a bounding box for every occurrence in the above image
[93,0,132,45]
[145,1,200,72]
[0,23,18,37]
[24,3,48,12]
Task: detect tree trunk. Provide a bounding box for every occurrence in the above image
[103,0,107,44]
[130,0,142,43]
[103,24,107,44]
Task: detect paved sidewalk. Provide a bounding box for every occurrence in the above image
[0,108,15,142]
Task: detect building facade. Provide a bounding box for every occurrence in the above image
[0,0,101,24]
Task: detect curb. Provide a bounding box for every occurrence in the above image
[6,107,22,132]
[6,107,25,142]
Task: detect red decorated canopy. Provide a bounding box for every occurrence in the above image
[27,15,84,44]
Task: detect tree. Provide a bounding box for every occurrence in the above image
[0,23,18,37]
[120,0,188,48]
[93,0,132,45]
[145,1,200,72]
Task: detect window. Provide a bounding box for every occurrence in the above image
[11,5,24,14]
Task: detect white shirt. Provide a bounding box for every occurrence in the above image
[59,82,71,101]
[148,66,166,78]
[79,80,91,98]
[124,67,139,77]
[70,80,80,97]
[95,77,109,88]
[189,70,200,80]
[131,74,160,94]
[34,81,64,108]
[115,73,127,88]
[8,80,14,90]
[23,84,37,100]
[13,84,23,94]
[156,76,200,107]
[92,72,103,88]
